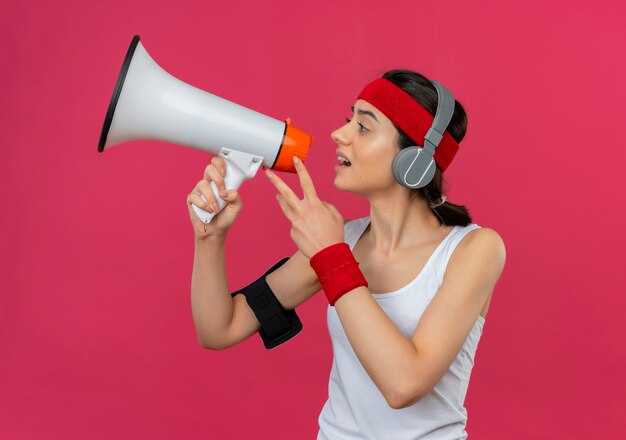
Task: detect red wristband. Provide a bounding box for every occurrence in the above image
[309,242,368,306]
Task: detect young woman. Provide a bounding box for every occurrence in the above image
[187,69,506,439]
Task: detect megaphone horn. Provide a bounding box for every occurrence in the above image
[98,35,313,224]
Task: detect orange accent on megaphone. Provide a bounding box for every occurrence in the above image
[272,120,313,173]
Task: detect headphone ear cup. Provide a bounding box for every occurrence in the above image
[392,146,436,189]
[392,146,417,185]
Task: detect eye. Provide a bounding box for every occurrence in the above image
[344,117,368,132]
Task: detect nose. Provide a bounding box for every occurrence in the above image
[331,125,349,145]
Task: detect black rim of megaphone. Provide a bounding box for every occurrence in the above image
[98,35,141,153]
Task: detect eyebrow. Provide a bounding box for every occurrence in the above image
[351,105,379,123]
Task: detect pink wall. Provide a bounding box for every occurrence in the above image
[1,0,624,438]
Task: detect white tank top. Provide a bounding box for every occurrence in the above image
[317,216,485,440]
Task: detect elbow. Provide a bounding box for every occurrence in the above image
[199,340,216,350]
[387,383,425,410]
[199,341,226,351]
[198,336,228,351]
[198,337,215,350]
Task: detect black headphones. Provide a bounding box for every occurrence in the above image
[391,80,456,189]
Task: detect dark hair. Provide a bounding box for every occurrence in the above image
[381,69,473,227]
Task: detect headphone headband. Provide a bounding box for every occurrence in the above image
[356,77,459,172]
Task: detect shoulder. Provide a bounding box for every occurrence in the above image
[451,226,507,278]
[463,226,505,250]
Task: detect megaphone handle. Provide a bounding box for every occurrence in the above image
[191,149,264,224]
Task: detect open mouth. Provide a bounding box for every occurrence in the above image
[337,157,352,167]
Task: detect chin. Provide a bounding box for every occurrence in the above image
[333,176,352,194]
[333,177,344,191]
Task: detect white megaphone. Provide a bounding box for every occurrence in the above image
[98,35,313,224]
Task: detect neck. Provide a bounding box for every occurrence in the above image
[364,186,444,255]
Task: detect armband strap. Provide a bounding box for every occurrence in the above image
[231,257,303,350]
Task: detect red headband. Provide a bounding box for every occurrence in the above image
[356,77,459,172]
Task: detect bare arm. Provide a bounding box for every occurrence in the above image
[190,236,235,349]
[190,235,320,350]
[192,219,351,351]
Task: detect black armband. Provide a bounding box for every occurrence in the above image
[231,257,303,350]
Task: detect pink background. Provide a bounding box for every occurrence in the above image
[1,0,624,438]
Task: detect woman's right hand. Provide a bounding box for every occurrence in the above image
[187,155,243,240]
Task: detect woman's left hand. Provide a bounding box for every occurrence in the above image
[265,156,345,260]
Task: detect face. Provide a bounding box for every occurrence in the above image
[331,99,400,196]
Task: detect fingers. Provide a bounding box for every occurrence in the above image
[265,169,300,210]
[204,157,227,191]
[275,193,296,222]
[200,179,228,213]
[187,191,209,211]
[211,155,227,177]
[292,156,319,202]
[219,188,240,207]
[194,157,227,213]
